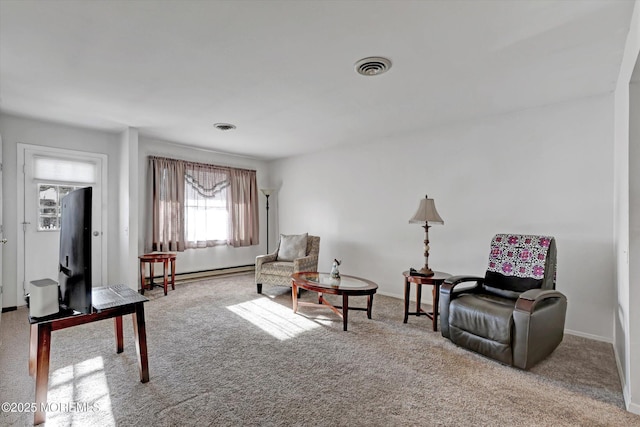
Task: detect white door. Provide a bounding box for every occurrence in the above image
[18,146,106,297]
[0,132,4,340]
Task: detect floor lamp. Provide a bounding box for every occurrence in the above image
[261,189,274,252]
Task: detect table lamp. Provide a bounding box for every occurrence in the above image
[409,195,444,276]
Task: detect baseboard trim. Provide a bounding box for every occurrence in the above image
[147,264,255,284]
[377,290,404,301]
[1,306,17,313]
[564,328,612,344]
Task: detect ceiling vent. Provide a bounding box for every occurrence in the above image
[355,56,392,76]
[213,123,236,131]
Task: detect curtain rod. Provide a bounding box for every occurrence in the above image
[148,155,257,173]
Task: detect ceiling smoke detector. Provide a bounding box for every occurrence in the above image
[355,56,392,76]
[213,123,236,131]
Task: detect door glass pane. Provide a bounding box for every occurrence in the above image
[37,183,82,231]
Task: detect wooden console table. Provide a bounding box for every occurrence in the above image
[28,285,149,425]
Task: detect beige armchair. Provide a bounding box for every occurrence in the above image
[255,234,320,294]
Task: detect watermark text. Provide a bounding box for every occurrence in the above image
[1,401,100,413]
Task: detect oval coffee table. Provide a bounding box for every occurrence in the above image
[290,272,378,331]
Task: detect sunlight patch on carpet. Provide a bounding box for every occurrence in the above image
[227,298,321,340]
[47,356,115,426]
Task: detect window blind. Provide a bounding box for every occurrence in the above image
[33,156,96,184]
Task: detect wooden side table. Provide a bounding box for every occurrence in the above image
[402,271,451,331]
[29,285,149,425]
[139,252,177,296]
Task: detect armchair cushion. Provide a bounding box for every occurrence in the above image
[277,233,308,261]
[449,293,516,365]
[450,294,515,344]
[482,282,522,300]
[259,261,294,276]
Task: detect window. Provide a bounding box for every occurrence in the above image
[184,168,230,247]
[38,184,83,231]
[33,155,96,231]
[149,156,258,251]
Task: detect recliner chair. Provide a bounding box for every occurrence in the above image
[440,234,567,370]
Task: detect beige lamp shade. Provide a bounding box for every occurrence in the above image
[260,188,275,196]
[409,195,444,225]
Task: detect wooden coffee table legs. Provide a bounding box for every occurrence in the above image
[291,284,374,331]
[342,294,348,331]
[292,282,299,312]
[366,294,374,319]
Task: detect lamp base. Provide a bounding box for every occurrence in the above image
[418,267,435,277]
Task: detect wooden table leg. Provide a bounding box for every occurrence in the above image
[432,282,440,332]
[163,259,168,296]
[29,323,38,377]
[292,283,298,313]
[403,278,410,323]
[367,294,374,319]
[416,283,422,316]
[34,322,52,425]
[171,259,176,290]
[342,294,349,331]
[150,263,155,291]
[114,316,124,353]
[139,260,146,295]
[132,303,149,383]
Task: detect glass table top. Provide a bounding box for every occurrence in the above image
[292,272,377,290]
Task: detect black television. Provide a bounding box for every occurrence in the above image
[58,186,92,314]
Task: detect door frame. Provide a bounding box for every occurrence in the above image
[17,143,108,303]
[0,132,3,339]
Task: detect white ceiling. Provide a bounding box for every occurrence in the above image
[0,0,634,160]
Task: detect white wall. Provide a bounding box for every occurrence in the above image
[271,95,614,341]
[117,128,139,290]
[629,78,640,415]
[614,76,631,409]
[0,113,121,307]
[138,137,270,274]
[614,0,640,414]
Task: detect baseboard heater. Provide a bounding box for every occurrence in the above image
[147,264,255,285]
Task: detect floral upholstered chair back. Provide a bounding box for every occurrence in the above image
[482,234,557,299]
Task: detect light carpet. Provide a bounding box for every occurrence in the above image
[1,273,638,426]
